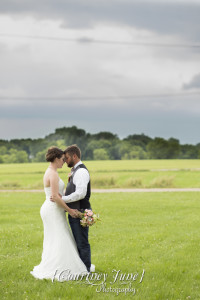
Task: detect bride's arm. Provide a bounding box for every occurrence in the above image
[50,172,79,217]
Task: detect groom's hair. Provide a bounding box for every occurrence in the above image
[64,144,81,159]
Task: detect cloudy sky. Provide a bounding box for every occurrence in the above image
[0,0,200,144]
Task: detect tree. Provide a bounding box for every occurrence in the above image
[166,138,180,158]
[2,149,29,163]
[8,149,18,163]
[147,138,180,159]
[129,146,147,159]
[147,138,170,159]
[120,144,147,159]
[93,149,109,160]
[55,139,66,150]
[91,131,118,141]
[179,144,199,159]
[108,142,122,160]
[124,133,152,150]
[34,149,47,162]
[29,139,49,158]
[0,146,7,155]
[84,139,113,160]
[16,151,29,163]
[48,126,88,151]
[9,139,32,156]
[0,126,199,162]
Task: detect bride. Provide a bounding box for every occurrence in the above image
[30,147,88,281]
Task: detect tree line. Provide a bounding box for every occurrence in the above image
[0,126,199,163]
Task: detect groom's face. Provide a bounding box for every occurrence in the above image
[65,153,75,168]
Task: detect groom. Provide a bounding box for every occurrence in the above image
[61,144,94,273]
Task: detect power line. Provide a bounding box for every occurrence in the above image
[0,92,200,101]
[0,33,200,48]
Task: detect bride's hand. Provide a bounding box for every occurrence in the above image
[68,209,81,218]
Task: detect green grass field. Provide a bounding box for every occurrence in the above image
[0,160,200,189]
[1,191,200,299]
[0,160,200,299]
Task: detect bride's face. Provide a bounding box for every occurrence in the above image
[56,155,65,169]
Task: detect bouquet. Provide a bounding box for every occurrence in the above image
[80,209,100,227]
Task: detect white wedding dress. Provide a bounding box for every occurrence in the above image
[30,178,87,281]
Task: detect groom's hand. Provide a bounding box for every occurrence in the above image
[50,195,55,202]
[50,194,62,202]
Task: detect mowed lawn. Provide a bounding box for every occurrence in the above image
[0,160,200,189]
[1,191,200,299]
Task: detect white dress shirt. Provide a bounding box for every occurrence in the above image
[62,161,90,203]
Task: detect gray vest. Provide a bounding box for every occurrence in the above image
[65,164,91,211]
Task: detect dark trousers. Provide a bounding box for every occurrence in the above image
[68,215,91,272]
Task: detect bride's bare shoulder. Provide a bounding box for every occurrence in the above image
[43,168,58,184]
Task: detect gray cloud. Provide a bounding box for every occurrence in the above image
[0,0,199,144]
[0,99,199,144]
[0,1,200,41]
[184,73,200,89]
[1,96,200,117]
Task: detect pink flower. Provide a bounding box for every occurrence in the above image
[80,209,100,227]
[87,210,93,217]
[68,173,72,182]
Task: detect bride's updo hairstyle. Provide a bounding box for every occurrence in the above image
[46,147,64,162]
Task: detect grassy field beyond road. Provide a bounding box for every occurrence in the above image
[0,160,199,190]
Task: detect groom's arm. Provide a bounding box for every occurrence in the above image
[62,169,89,203]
